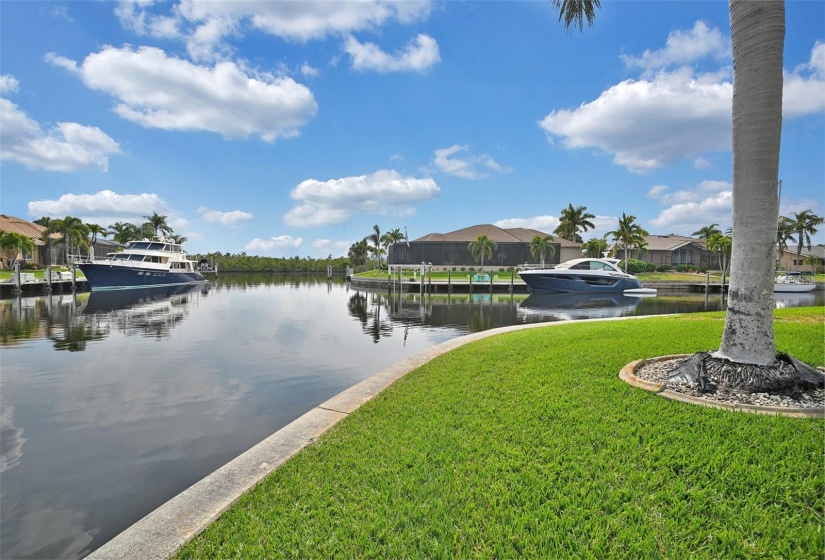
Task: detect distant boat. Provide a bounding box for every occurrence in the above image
[79,237,205,291]
[518,258,644,293]
[774,272,816,293]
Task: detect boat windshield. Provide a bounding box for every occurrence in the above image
[557,260,621,272]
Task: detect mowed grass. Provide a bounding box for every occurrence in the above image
[177,308,825,559]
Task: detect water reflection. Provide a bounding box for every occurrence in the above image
[83,284,207,341]
[517,292,643,321]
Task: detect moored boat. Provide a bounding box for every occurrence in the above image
[518,258,644,293]
[774,272,817,293]
[78,237,205,291]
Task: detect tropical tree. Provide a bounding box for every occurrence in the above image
[788,210,824,270]
[34,216,59,267]
[169,234,188,245]
[529,235,555,267]
[0,231,36,266]
[706,232,733,273]
[380,228,404,266]
[348,239,370,273]
[776,215,795,265]
[368,225,382,270]
[554,0,796,383]
[143,212,173,237]
[581,237,608,258]
[52,216,89,263]
[86,223,107,260]
[606,213,648,272]
[468,235,496,269]
[108,222,135,244]
[553,203,596,243]
[691,224,722,241]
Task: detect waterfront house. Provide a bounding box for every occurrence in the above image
[387,224,582,268]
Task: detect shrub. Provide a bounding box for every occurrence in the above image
[645,262,657,272]
[656,265,671,272]
[618,259,649,274]
[677,264,689,272]
[452,267,457,272]
[460,267,465,272]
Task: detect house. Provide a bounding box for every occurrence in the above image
[619,235,721,270]
[0,214,57,267]
[777,245,825,272]
[0,214,122,267]
[387,224,582,268]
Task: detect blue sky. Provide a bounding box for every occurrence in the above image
[1,1,823,257]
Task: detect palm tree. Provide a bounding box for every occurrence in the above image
[143,212,172,237]
[169,234,188,245]
[555,0,792,374]
[706,232,732,273]
[529,235,555,267]
[0,231,35,266]
[34,216,59,267]
[552,0,600,33]
[581,237,608,258]
[348,239,370,273]
[788,210,824,270]
[86,223,107,260]
[108,222,135,244]
[368,225,382,270]
[52,216,89,263]
[776,216,795,266]
[554,203,595,243]
[691,224,722,241]
[606,213,648,272]
[468,235,496,270]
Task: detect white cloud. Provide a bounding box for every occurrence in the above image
[0,75,19,94]
[116,1,432,61]
[344,33,439,73]
[494,215,559,232]
[300,62,319,77]
[312,238,351,256]
[783,41,825,118]
[116,0,182,40]
[198,207,254,226]
[48,46,317,141]
[540,23,824,174]
[433,145,511,179]
[26,190,173,228]
[649,181,733,234]
[285,169,439,227]
[0,95,121,172]
[539,67,732,173]
[621,21,730,74]
[245,235,303,255]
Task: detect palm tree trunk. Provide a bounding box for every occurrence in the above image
[718,0,784,366]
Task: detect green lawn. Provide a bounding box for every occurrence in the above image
[177,308,825,559]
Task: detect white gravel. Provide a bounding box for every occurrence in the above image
[635,357,825,410]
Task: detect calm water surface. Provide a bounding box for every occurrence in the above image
[1,274,821,558]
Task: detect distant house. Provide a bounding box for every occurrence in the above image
[387,224,582,268]
[0,214,57,267]
[777,245,825,272]
[622,235,720,270]
[0,214,122,267]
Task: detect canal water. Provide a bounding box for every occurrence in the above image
[1,274,821,559]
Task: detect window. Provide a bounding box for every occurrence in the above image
[673,249,694,265]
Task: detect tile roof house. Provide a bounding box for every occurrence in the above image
[777,245,825,272]
[0,214,122,267]
[388,224,582,268]
[0,214,57,267]
[618,234,721,270]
